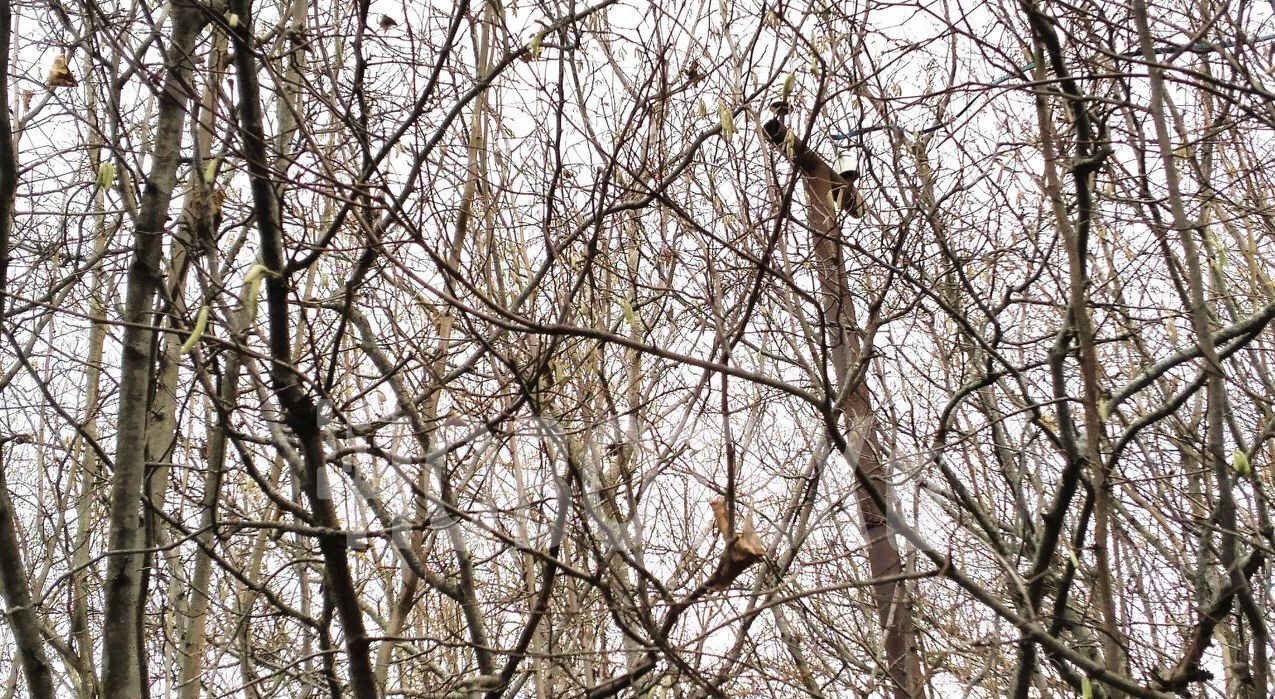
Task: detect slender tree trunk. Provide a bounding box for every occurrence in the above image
[176,356,241,699]
[166,29,229,699]
[1132,2,1260,695]
[0,0,55,695]
[229,1,379,694]
[763,118,927,699]
[0,448,55,699]
[100,4,208,696]
[66,67,113,699]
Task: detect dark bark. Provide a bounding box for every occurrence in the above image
[229,0,379,695]
[100,4,208,696]
[0,443,55,699]
[0,1,56,696]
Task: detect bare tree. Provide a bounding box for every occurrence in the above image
[0,0,1273,697]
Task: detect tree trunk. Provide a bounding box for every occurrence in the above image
[764,117,927,699]
[0,0,55,694]
[0,446,55,699]
[229,1,379,694]
[100,4,208,696]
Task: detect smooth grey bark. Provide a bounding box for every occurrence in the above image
[175,358,240,699]
[100,4,209,696]
[135,223,190,699]
[174,34,233,699]
[67,68,112,699]
[1131,2,1264,695]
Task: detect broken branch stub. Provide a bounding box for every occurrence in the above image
[762,117,862,217]
[706,499,766,590]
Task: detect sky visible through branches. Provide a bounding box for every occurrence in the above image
[0,0,1273,698]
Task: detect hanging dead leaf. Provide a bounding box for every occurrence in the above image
[705,499,766,590]
[47,54,77,89]
[21,89,32,109]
